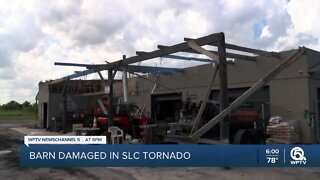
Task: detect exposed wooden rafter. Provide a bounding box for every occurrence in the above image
[158,45,256,62]
[50,33,223,84]
[185,37,279,57]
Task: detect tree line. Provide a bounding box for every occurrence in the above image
[0,100,37,112]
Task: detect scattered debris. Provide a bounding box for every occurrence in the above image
[266,118,301,144]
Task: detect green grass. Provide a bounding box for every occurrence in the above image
[0,109,36,120]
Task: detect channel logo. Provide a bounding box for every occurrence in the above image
[290,147,307,165]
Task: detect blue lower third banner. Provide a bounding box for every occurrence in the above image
[20,145,320,167]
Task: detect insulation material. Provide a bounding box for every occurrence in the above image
[266,119,301,144]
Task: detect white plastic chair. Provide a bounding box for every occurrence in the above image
[108,126,124,144]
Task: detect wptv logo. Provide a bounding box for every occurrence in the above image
[290,147,307,165]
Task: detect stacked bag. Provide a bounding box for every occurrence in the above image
[266,116,301,144]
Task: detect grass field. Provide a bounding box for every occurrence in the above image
[0,109,36,120]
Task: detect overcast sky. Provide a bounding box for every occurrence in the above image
[0,0,319,105]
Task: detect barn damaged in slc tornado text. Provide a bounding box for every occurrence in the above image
[35,32,320,145]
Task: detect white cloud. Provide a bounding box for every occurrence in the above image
[287,0,320,34]
[260,26,272,39]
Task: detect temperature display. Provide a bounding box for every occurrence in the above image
[265,149,280,164]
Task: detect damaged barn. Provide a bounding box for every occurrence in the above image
[36,32,320,144]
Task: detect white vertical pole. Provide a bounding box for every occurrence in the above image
[122,55,128,103]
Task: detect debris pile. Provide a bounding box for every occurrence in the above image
[266,116,301,144]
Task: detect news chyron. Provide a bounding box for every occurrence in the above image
[20,136,319,167]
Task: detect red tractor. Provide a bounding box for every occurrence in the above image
[96,104,151,138]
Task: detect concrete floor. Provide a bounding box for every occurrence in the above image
[0,120,319,180]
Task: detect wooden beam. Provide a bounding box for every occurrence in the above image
[126,65,183,74]
[217,33,229,142]
[54,62,94,68]
[159,45,256,62]
[49,33,224,84]
[136,51,147,55]
[136,53,234,64]
[222,52,256,61]
[224,43,280,57]
[97,71,107,88]
[163,54,213,63]
[97,71,105,80]
[187,40,219,63]
[108,69,114,127]
[190,64,219,135]
[157,45,168,49]
[49,68,97,84]
[54,61,183,74]
[184,37,279,57]
[191,48,304,140]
